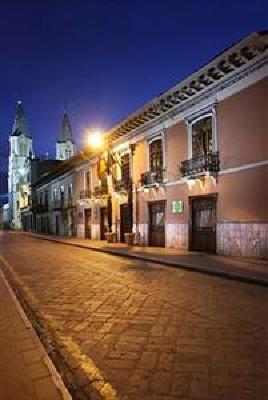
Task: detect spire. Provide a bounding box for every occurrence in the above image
[11,100,30,137]
[58,108,74,143]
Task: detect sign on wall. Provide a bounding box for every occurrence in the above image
[171,200,184,213]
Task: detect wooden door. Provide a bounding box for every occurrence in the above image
[120,203,132,242]
[149,201,165,247]
[190,195,217,253]
[100,207,108,240]
[85,209,92,239]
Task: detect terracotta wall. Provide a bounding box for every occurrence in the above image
[218,166,268,221]
[165,121,188,182]
[218,78,268,168]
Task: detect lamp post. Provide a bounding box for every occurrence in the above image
[87,130,113,234]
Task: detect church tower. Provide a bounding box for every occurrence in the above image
[56,109,75,160]
[8,101,33,229]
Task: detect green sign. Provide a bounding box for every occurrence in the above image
[171,200,183,213]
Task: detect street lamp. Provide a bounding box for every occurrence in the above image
[87,131,103,149]
[87,130,113,234]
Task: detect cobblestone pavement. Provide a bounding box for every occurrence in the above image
[0,231,267,400]
[0,268,68,400]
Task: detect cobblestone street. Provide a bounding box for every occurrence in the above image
[0,231,267,400]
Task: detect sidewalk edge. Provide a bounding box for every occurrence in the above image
[28,233,268,287]
[0,266,72,400]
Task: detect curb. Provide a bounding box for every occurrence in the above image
[27,233,268,288]
[0,266,72,400]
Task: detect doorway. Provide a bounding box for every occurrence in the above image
[190,194,217,253]
[100,207,108,240]
[55,215,59,235]
[120,203,132,242]
[85,209,92,239]
[148,201,165,247]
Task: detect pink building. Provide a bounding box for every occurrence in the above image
[77,32,267,258]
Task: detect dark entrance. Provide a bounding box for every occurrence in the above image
[55,215,59,235]
[100,207,108,240]
[85,209,92,239]
[149,201,165,247]
[190,194,217,253]
[120,203,132,242]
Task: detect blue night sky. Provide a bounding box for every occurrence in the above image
[0,0,267,158]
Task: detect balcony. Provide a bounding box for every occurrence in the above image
[140,168,164,187]
[52,200,64,210]
[66,197,75,208]
[114,179,130,192]
[93,185,108,197]
[79,190,92,200]
[35,203,49,213]
[180,152,220,178]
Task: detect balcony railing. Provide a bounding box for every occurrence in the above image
[79,190,92,200]
[140,168,164,187]
[35,203,49,213]
[52,199,64,210]
[93,185,108,197]
[180,152,220,178]
[114,179,130,192]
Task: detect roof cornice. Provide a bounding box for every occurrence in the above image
[107,32,268,144]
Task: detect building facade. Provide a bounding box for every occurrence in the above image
[77,31,268,258]
[7,102,76,229]
[20,32,268,258]
[8,101,34,229]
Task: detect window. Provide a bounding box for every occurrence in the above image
[85,171,90,190]
[68,183,73,200]
[192,116,213,157]
[121,154,130,185]
[149,139,163,173]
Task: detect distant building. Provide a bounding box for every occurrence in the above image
[7,102,76,229]
[8,101,34,229]
[0,132,9,206]
[56,109,76,161]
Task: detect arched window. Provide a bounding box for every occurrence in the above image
[192,116,213,156]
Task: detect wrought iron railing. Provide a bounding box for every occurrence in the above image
[52,199,64,210]
[180,152,220,177]
[35,203,49,212]
[140,168,164,186]
[114,178,130,192]
[79,190,92,200]
[93,185,108,197]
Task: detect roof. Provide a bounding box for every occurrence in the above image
[107,31,268,143]
[32,149,92,188]
[58,109,74,143]
[11,101,31,138]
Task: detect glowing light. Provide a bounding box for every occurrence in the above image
[87,131,103,149]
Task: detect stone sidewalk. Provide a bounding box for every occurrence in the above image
[26,232,268,286]
[0,269,71,400]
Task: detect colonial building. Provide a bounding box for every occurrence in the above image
[27,151,90,236]
[77,31,268,258]
[8,101,34,229]
[20,32,268,258]
[7,102,76,229]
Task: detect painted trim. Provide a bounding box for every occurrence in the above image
[219,160,268,175]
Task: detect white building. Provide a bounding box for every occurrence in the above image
[8,101,33,229]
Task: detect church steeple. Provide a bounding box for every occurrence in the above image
[58,109,74,143]
[11,100,30,137]
[56,107,76,161]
